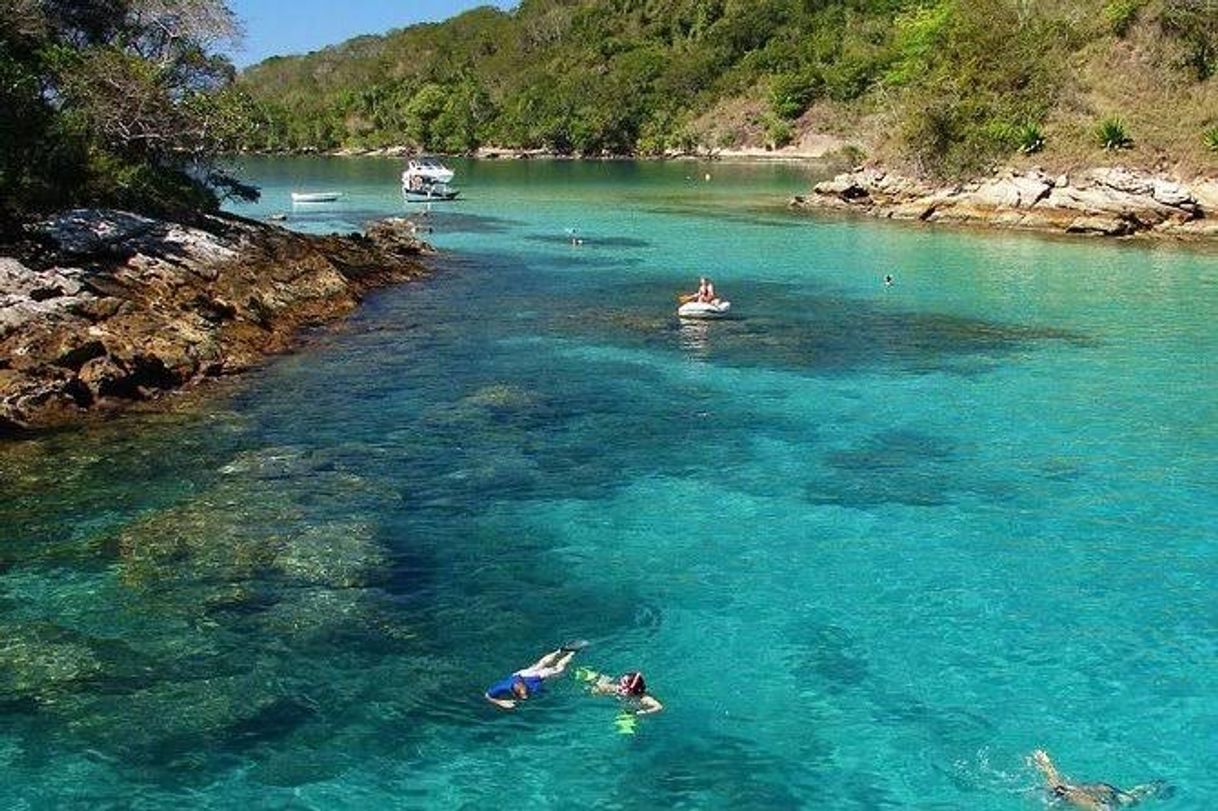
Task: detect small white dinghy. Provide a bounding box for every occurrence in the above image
[291,192,343,203]
[677,299,731,319]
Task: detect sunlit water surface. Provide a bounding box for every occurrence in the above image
[1,157,1215,809]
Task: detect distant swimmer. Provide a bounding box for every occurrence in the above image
[484,641,587,710]
[884,274,894,287]
[576,668,663,716]
[1029,749,1172,810]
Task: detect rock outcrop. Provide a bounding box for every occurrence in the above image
[792,167,1218,238]
[1,211,433,433]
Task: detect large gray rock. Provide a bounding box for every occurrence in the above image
[966,173,1052,209]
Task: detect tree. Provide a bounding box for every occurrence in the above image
[1,0,255,220]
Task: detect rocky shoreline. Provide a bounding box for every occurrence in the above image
[1,211,433,435]
[791,166,1218,239]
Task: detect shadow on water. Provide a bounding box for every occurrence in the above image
[549,280,1091,378]
[809,429,956,508]
[415,210,525,235]
[640,202,806,229]
[782,614,997,758]
[806,429,1014,508]
[258,207,525,237]
[523,232,653,249]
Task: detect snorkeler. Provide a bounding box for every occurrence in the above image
[576,667,663,715]
[1029,749,1171,810]
[484,641,588,710]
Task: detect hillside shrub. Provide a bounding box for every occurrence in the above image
[764,115,794,150]
[1104,0,1144,37]
[770,70,823,120]
[1204,125,1218,152]
[1161,0,1218,80]
[1016,122,1045,154]
[1097,117,1132,149]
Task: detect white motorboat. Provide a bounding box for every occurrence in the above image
[677,299,731,319]
[402,156,460,201]
[291,191,343,203]
[405,156,454,184]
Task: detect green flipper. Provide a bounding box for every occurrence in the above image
[614,711,638,735]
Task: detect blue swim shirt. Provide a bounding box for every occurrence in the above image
[486,673,544,700]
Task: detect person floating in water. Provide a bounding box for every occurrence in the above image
[484,641,587,710]
[576,667,663,716]
[884,274,894,287]
[1029,749,1171,809]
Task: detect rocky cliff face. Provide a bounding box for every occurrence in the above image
[1,211,433,434]
[792,167,1218,238]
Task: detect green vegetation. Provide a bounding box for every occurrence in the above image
[236,1,1218,177]
[1204,125,1218,151]
[1105,0,1146,36]
[1097,117,1133,149]
[0,0,255,224]
[1161,0,1218,80]
[1016,123,1046,154]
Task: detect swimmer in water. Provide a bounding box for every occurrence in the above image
[484,642,586,710]
[578,668,663,715]
[1029,749,1171,810]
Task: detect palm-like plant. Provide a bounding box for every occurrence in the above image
[1097,117,1132,149]
[1016,122,1045,154]
[1204,126,1218,153]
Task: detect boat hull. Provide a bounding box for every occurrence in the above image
[677,300,731,319]
[402,188,460,202]
[291,192,342,203]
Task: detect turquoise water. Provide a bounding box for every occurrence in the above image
[2,156,1215,808]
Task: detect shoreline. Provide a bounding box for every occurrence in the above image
[241,148,1218,241]
[791,166,1218,240]
[250,141,849,164]
[0,211,433,436]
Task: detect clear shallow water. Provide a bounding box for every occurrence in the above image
[2,157,1215,809]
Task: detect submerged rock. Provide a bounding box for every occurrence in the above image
[0,623,104,702]
[274,521,388,589]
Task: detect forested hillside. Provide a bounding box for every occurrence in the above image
[239,0,1218,177]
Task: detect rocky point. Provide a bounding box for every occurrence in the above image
[0,211,433,434]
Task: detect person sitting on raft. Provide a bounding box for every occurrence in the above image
[577,668,663,715]
[484,642,585,710]
[679,277,719,306]
[1029,749,1171,809]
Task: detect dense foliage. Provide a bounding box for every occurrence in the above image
[0,0,255,223]
[239,0,1218,177]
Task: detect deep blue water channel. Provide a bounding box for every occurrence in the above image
[1,157,1215,808]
